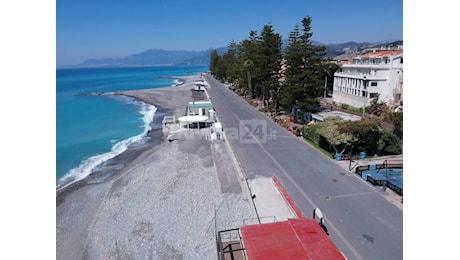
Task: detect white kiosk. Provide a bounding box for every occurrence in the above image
[214,122,223,140]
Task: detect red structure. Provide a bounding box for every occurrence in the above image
[239,218,345,260]
[216,176,346,259]
[271,176,304,218]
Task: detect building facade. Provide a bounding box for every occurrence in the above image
[332,49,403,111]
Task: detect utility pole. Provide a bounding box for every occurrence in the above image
[324,76,327,98]
[362,76,368,118]
[348,143,353,171]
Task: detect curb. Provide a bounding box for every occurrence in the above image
[271,176,304,219]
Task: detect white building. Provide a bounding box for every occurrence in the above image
[332,49,403,111]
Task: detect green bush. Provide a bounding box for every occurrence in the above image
[341,103,349,109]
[294,127,302,136]
[259,107,268,112]
[281,121,290,128]
[377,130,402,155]
[304,124,321,144]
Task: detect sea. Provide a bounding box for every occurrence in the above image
[56,65,208,189]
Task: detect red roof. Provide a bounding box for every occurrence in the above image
[359,49,403,58]
[240,218,345,260]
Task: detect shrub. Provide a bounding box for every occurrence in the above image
[377,130,402,155]
[281,121,290,128]
[304,124,321,144]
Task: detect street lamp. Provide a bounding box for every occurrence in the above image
[348,142,353,171]
[383,160,388,192]
[348,135,358,171]
[362,76,368,117]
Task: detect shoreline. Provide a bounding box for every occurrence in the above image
[56,74,253,259]
[56,75,194,194]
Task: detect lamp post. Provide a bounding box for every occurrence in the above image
[383,160,388,192]
[362,76,368,118]
[348,143,353,171]
[348,135,358,171]
[324,75,327,98]
[245,177,260,224]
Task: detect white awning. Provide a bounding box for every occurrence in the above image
[178,115,208,123]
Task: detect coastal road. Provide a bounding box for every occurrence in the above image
[204,75,403,260]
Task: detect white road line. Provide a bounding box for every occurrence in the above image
[232,113,364,260]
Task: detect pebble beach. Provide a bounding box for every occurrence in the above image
[56,76,254,259]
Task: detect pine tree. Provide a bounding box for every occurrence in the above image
[282,16,326,112]
[237,30,261,98]
[209,49,220,77]
[258,24,283,104]
[222,40,239,83]
[209,50,226,80]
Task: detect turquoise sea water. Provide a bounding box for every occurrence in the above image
[56,66,208,189]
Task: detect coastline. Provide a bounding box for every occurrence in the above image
[56,76,192,194]
[56,75,253,259]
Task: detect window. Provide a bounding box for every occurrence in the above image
[370,82,378,87]
[400,58,403,64]
[369,93,379,98]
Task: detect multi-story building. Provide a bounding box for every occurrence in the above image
[332,49,403,112]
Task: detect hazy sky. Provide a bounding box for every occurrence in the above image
[56,0,403,66]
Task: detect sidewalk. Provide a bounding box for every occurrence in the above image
[246,177,297,224]
[244,155,404,226]
[335,154,403,210]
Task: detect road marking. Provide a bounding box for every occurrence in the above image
[231,113,364,260]
[332,191,378,199]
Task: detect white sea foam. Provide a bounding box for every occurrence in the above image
[172,79,183,87]
[139,101,158,135]
[57,101,158,190]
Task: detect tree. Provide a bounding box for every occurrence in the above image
[366,94,391,117]
[281,16,327,112]
[316,118,353,154]
[280,23,304,109]
[319,62,340,97]
[339,117,383,155]
[258,23,283,103]
[377,130,402,155]
[209,50,220,77]
[222,40,239,83]
[385,111,403,139]
[238,30,261,98]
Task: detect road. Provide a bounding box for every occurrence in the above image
[204,75,403,260]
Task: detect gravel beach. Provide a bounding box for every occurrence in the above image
[56,76,254,259]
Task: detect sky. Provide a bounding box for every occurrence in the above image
[56,0,403,67]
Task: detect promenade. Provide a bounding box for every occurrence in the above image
[237,140,404,225]
[334,154,403,210]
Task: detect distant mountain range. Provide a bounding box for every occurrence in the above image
[324,40,403,57]
[71,40,402,68]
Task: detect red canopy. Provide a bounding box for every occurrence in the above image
[240,218,345,260]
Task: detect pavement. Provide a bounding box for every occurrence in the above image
[334,153,404,210]
[207,121,299,224]
[246,177,297,224]
[247,153,404,224]
[213,128,316,225]
[243,154,403,226]
[223,132,404,223]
